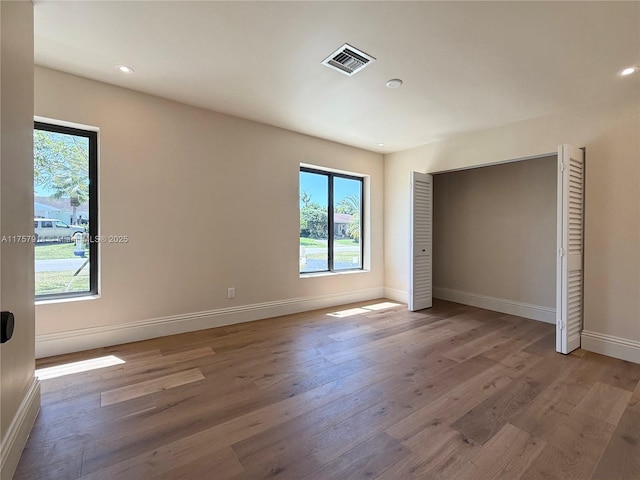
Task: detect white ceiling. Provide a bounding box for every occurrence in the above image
[34,1,639,154]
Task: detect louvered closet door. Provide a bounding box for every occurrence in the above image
[409,172,433,311]
[556,145,585,354]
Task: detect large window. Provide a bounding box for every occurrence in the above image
[34,122,98,298]
[299,167,363,273]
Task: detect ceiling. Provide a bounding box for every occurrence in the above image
[34,1,639,154]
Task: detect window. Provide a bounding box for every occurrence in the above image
[34,121,98,298]
[299,167,363,273]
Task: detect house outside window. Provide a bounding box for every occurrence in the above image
[299,166,363,274]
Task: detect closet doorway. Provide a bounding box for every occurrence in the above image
[409,145,585,354]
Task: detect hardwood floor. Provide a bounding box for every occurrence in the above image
[15,299,640,480]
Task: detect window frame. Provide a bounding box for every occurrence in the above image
[300,166,364,274]
[34,121,99,300]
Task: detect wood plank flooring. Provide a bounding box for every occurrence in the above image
[15,299,640,480]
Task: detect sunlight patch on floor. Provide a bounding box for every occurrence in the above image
[362,302,401,311]
[327,301,401,318]
[36,355,125,380]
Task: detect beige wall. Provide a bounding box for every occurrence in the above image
[34,67,384,341]
[433,156,556,308]
[1,1,38,478]
[384,94,640,344]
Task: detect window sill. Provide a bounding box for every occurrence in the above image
[36,294,100,306]
[300,269,369,279]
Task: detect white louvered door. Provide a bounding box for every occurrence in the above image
[409,172,433,311]
[556,145,585,354]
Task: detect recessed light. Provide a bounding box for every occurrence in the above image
[386,79,403,89]
[620,66,638,76]
[378,143,385,147]
[115,64,134,74]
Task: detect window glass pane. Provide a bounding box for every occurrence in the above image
[34,128,91,296]
[300,171,329,272]
[333,176,362,270]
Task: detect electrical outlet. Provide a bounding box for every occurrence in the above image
[227,287,235,299]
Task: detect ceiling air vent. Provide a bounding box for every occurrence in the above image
[322,44,376,76]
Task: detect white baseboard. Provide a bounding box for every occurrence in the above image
[0,378,41,480]
[383,287,408,305]
[36,287,385,358]
[433,286,555,323]
[581,330,640,365]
